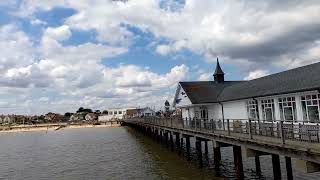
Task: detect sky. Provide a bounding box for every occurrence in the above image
[0,0,320,115]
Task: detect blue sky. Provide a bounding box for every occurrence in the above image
[0,0,319,114]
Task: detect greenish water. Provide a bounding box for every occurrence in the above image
[0,127,319,179]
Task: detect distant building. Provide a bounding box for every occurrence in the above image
[69,113,85,122]
[44,113,64,123]
[85,113,98,121]
[135,107,156,117]
[98,108,137,122]
[173,59,320,123]
[3,115,15,124]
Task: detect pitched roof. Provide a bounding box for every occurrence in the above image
[179,61,320,104]
[179,81,243,104]
[218,61,320,102]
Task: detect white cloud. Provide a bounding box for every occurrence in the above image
[0,22,189,114]
[17,0,320,70]
[3,0,320,114]
[30,18,47,25]
[198,72,211,81]
[44,25,71,41]
[244,69,269,80]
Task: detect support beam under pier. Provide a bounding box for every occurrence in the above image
[272,154,282,180]
[196,138,203,168]
[233,145,244,179]
[285,156,293,180]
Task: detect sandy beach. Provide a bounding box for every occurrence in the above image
[0,123,121,133]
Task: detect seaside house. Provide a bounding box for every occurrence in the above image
[98,108,137,122]
[85,113,98,121]
[173,59,320,123]
[44,113,64,123]
[3,115,15,124]
[134,107,156,117]
[69,113,85,122]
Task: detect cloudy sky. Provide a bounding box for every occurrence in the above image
[0,0,320,114]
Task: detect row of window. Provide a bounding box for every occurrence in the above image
[107,111,123,115]
[247,93,320,122]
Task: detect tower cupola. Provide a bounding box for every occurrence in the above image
[213,58,225,83]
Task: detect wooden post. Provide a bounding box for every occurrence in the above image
[280,121,285,144]
[255,155,261,175]
[186,136,191,161]
[204,141,208,155]
[285,156,293,180]
[272,154,282,180]
[249,119,253,139]
[233,145,244,179]
[227,119,231,136]
[196,139,203,167]
[169,132,174,151]
[214,147,221,166]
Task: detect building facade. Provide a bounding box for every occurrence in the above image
[173,59,320,123]
[98,108,137,122]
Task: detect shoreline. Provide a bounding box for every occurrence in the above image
[0,123,121,133]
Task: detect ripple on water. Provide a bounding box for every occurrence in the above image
[0,127,319,179]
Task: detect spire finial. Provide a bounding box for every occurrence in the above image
[213,57,225,83]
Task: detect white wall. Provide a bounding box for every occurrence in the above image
[175,85,192,108]
[181,107,196,119]
[222,100,247,120]
[208,104,222,120]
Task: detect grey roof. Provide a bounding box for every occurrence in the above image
[179,61,320,104]
[218,62,320,102]
[179,81,242,104]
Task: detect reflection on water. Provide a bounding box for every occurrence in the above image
[0,127,319,179]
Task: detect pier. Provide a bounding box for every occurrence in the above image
[124,117,320,179]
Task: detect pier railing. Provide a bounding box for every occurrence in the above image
[126,117,320,144]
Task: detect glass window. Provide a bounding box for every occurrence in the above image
[278,97,297,122]
[194,111,199,119]
[119,111,122,114]
[114,111,117,115]
[261,99,275,121]
[200,107,208,119]
[109,111,113,115]
[247,100,259,120]
[301,93,320,123]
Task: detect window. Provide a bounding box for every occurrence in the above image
[194,111,199,119]
[200,107,208,119]
[278,97,297,122]
[109,111,113,115]
[261,99,275,121]
[119,111,122,114]
[114,111,117,115]
[247,100,259,120]
[301,94,320,122]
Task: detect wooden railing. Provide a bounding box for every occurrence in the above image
[125,117,320,144]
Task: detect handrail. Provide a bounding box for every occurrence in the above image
[125,117,320,145]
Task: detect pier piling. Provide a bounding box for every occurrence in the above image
[196,138,203,167]
[285,156,293,180]
[233,145,244,179]
[255,155,261,175]
[272,154,282,180]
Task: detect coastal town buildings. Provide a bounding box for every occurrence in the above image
[98,108,135,122]
[98,107,156,121]
[134,107,156,117]
[173,59,320,123]
[85,113,98,121]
